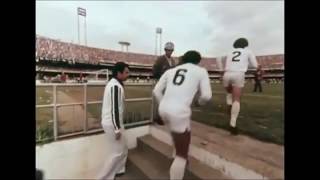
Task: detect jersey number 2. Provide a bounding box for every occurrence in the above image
[232,51,241,62]
[173,69,187,85]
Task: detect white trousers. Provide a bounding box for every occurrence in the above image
[97,125,128,180]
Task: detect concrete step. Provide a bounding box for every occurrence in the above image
[116,159,149,180]
[128,134,229,179]
[150,122,284,179]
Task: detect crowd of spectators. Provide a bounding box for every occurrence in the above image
[36,35,284,71]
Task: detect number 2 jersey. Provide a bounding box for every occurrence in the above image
[224,48,258,72]
[153,63,212,118]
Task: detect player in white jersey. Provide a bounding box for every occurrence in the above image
[153,50,212,180]
[222,38,258,135]
[97,62,129,180]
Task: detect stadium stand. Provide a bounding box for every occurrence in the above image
[36,35,284,82]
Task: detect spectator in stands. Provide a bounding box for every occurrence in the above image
[253,65,263,92]
[60,72,66,83]
[97,62,130,180]
[152,42,176,125]
[79,72,83,83]
[83,75,88,83]
[65,74,69,82]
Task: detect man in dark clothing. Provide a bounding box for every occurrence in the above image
[152,42,176,125]
[253,65,264,92]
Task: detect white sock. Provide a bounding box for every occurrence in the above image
[230,101,240,127]
[170,156,187,180]
[226,93,232,105]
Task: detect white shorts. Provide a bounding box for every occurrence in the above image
[158,103,191,133]
[223,71,245,88]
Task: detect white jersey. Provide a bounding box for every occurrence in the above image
[224,48,258,72]
[153,63,212,116]
[101,78,125,133]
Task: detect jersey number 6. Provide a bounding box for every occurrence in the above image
[232,51,241,62]
[173,69,187,85]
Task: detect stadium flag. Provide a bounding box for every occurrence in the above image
[77,7,86,17]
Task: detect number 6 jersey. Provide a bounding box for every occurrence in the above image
[153,62,212,115]
[224,48,258,72]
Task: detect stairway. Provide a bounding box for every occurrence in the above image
[124,134,229,179]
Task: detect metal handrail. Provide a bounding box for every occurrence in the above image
[36,83,154,143]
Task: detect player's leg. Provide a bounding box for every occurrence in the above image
[253,80,257,92]
[158,106,176,160]
[152,94,164,125]
[229,86,242,135]
[258,80,262,92]
[229,73,244,135]
[225,85,233,114]
[170,129,191,180]
[151,80,163,125]
[167,116,191,180]
[223,72,233,114]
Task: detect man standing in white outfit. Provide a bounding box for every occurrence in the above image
[222,38,258,135]
[97,62,130,180]
[153,50,212,180]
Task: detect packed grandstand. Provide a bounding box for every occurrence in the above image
[36,35,284,83]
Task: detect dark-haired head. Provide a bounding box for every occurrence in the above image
[233,38,249,48]
[112,62,129,82]
[181,50,202,64]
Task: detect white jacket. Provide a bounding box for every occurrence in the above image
[101,78,125,133]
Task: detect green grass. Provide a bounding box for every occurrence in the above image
[36,87,53,105]
[125,85,153,99]
[36,84,154,143]
[192,82,283,145]
[212,81,283,95]
[36,82,284,145]
[124,101,152,124]
[36,107,54,143]
[193,91,283,144]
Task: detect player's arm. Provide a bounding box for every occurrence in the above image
[152,71,168,103]
[248,51,258,69]
[198,70,212,105]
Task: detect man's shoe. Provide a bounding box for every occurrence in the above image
[230,126,239,135]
